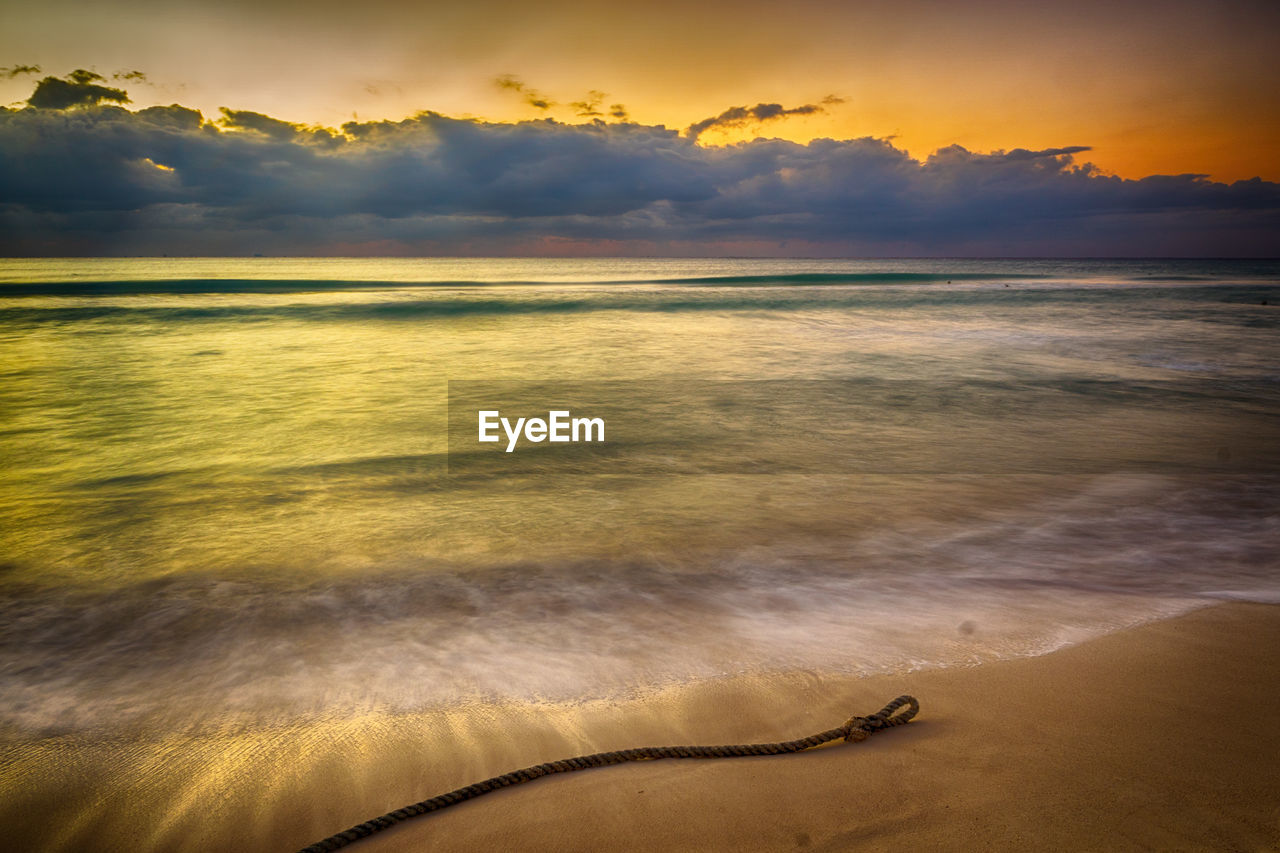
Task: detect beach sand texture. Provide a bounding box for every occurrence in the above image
[6,602,1278,852]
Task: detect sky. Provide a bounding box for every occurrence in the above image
[2,0,1279,256]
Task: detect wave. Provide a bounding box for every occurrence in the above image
[1,284,1276,326]
[0,470,1275,734]
[645,271,1045,285]
[0,271,1048,296]
[0,279,518,296]
[0,557,1223,733]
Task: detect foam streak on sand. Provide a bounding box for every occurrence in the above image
[3,603,1278,852]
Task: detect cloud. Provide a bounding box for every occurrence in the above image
[493,74,525,94]
[219,107,302,139]
[686,102,827,139]
[27,70,130,110]
[570,90,606,118]
[219,107,340,146]
[2,65,41,78]
[0,95,1277,256]
[496,78,627,120]
[494,74,554,111]
[113,70,148,83]
[136,104,205,131]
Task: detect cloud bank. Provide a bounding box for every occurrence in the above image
[2,88,1278,256]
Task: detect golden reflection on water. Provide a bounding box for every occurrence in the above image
[2,260,1278,851]
[2,277,973,586]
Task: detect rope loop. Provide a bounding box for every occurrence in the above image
[874,694,920,727]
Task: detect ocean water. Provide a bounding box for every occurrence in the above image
[1,257,1278,736]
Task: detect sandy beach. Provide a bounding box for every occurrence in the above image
[6,601,1277,852]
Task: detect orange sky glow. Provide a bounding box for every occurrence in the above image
[2,0,1277,182]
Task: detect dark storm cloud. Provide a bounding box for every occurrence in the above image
[2,65,41,78]
[27,70,130,109]
[686,102,827,139]
[1,92,1278,256]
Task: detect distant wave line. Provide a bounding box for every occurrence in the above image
[1,291,1276,327]
[0,272,1049,295]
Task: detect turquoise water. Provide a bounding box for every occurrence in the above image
[1,257,1278,733]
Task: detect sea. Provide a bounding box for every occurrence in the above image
[1,257,1278,738]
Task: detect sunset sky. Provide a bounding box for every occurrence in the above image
[2,0,1278,255]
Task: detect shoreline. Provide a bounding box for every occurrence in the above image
[6,601,1280,851]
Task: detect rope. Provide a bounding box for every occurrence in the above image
[297,694,919,853]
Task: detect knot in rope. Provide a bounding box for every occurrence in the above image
[842,694,920,741]
[840,720,871,742]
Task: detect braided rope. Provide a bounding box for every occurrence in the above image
[297,694,919,853]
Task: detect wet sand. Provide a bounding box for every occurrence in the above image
[6,602,1280,852]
